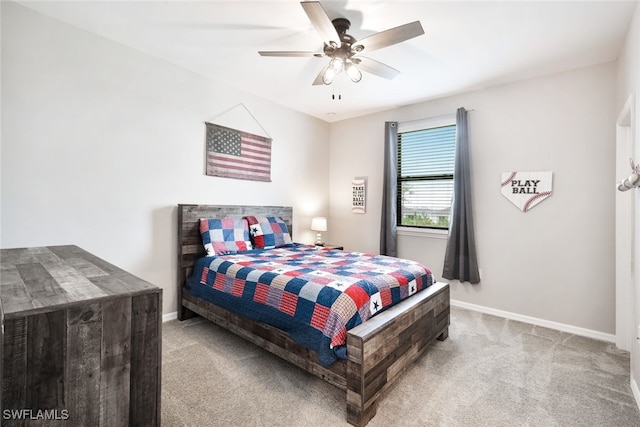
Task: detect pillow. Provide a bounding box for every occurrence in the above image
[245,216,292,249]
[199,218,252,256]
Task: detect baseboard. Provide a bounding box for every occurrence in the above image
[450,299,616,343]
[632,378,640,412]
[163,311,178,322]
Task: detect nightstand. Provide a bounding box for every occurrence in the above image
[316,244,344,250]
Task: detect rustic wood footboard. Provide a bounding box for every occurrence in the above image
[345,281,449,426]
[177,204,450,426]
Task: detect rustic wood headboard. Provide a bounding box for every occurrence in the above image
[177,204,293,316]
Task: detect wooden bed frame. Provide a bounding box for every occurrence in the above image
[177,204,450,426]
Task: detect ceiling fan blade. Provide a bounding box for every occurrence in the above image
[301,1,341,46]
[312,65,328,86]
[259,51,324,57]
[353,21,424,52]
[355,57,400,80]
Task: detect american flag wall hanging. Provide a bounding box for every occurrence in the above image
[205,123,272,182]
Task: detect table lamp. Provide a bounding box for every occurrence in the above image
[311,217,327,246]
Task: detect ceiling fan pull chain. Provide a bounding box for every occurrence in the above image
[331,85,342,100]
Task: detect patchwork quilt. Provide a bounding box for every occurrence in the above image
[186,244,433,366]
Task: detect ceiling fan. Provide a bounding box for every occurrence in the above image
[258,1,425,86]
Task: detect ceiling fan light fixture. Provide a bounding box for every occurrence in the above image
[345,61,362,83]
[322,67,337,85]
[329,57,344,73]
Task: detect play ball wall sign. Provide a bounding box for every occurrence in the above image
[501,171,553,212]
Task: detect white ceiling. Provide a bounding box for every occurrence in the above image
[17,0,638,122]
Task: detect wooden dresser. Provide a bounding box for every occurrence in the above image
[0,245,162,426]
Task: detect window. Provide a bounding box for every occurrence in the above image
[397,117,456,229]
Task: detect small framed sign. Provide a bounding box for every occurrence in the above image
[501,171,553,212]
[352,177,366,214]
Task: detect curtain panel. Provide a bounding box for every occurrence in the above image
[380,121,398,256]
[442,108,481,284]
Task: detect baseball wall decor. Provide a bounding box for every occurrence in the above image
[352,177,366,214]
[617,158,640,192]
[501,171,553,212]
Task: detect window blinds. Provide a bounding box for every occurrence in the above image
[397,125,456,228]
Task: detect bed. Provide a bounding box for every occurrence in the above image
[177,204,450,426]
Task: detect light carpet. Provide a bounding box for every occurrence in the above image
[161,307,640,426]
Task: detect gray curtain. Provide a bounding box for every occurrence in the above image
[380,121,398,256]
[442,108,480,283]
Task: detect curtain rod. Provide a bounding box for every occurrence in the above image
[397,109,475,126]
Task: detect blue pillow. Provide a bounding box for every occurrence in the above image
[199,218,252,256]
[245,216,292,249]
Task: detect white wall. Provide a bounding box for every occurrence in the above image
[329,62,618,335]
[1,2,330,315]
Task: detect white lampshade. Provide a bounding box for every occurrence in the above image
[311,217,327,232]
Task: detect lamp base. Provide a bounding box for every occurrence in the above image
[315,232,324,246]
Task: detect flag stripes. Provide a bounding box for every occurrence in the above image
[206,123,272,182]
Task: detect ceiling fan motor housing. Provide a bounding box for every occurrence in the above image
[332,18,352,39]
[324,18,359,58]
